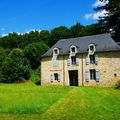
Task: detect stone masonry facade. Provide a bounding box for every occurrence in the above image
[41,51,120,87]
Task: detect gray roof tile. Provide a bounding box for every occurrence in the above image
[42,33,120,57]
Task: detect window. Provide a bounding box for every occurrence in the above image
[90,55,95,64]
[71,47,75,53]
[54,73,59,80]
[54,49,58,54]
[90,45,94,51]
[71,56,76,65]
[53,48,59,55]
[89,44,95,53]
[70,45,77,53]
[90,69,96,80]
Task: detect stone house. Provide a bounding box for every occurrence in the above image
[41,34,120,87]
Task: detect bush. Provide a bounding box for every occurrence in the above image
[114,80,120,89]
[1,48,30,83]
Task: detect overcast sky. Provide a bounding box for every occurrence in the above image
[0,0,106,36]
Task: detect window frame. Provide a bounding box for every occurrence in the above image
[90,69,96,80]
[70,45,77,53]
[71,56,76,65]
[89,55,95,64]
[53,48,59,55]
[54,73,59,81]
[88,44,96,53]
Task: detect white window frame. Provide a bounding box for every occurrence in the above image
[70,45,77,53]
[53,48,59,55]
[88,44,96,54]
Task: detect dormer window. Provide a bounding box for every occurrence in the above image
[70,45,77,53]
[53,48,59,55]
[90,45,94,51]
[88,44,96,54]
[71,47,75,53]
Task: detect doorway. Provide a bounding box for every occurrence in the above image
[69,70,78,86]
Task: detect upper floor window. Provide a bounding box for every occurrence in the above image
[70,45,77,53]
[90,55,95,64]
[88,44,96,53]
[71,56,76,65]
[53,48,59,55]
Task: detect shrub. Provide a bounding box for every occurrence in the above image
[114,80,120,89]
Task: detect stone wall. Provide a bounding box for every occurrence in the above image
[83,51,120,87]
[41,51,120,87]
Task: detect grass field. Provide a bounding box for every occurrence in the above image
[0,84,120,120]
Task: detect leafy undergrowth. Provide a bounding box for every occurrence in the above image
[0,84,120,120]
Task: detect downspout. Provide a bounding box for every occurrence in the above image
[82,54,84,86]
[63,55,65,86]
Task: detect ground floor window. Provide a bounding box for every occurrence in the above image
[54,73,59,80]
[90,69,96,80]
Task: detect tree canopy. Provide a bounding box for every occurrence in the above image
[95,0,120,42]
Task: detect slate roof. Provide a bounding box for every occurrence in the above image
[42,33,120,57]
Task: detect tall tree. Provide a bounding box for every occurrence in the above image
[95,0,120,42]
[70,22,84,37]
[23,42,49,69]
[50,26,72,46]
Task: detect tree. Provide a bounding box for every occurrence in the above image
[1,48,30,83]
[50,26,72,46]
[80,22,106,36]
[0,32,22,49]
[40,30,50,45]
[23,42,49,69]
[95,0,120,42]
[0,47,10,66]
[70,22,84,37]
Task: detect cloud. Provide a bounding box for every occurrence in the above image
[25,29,41,34]
[84,0,109,20]
[84,10,108,20]
[1,34,8,37]
[92,0,108,7]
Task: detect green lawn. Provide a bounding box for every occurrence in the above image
[0,84,120,120]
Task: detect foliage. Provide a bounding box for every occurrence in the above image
[95,0,120,42]
[80,22,106,36]
[114,80,120,89]
[0,47,10,66]
[50,26,72,46]
[29,68,40,84]
[0,85,120,120]
[1,48,30,83]
[70,22,84,37]
[24,42,49,69]
[40,30,50,45]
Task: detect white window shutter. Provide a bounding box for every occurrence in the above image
[86,56,90,65]
[96,70,100,81]
[85,70,90,82]
[67,56,71,66]
[52,56,59,67]
[95,55,99,65]
[76,56,79,65]
[50,74,54,81]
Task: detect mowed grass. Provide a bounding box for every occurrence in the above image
[0,84,120,120]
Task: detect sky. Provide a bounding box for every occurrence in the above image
[0,0,106,36]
